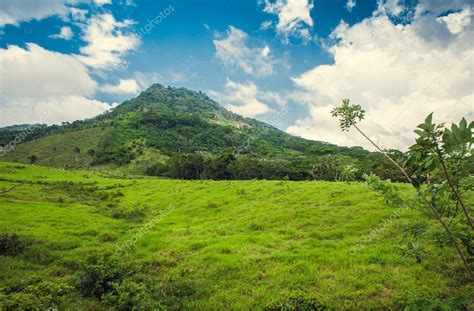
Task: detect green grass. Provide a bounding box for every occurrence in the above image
[0,162,472,309]
[4,127,106,168]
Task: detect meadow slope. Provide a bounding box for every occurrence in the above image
[0,162,472,309]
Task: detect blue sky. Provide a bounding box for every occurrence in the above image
[0,0,472,150]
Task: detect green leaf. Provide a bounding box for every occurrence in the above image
[424,113,433,126]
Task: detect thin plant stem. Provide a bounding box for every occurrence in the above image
[353,124,473,279]
[433,146,473,229]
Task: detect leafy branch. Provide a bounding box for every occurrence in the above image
[332,99,473,279]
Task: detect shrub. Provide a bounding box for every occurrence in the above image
[109,205,147,222]
[102,279,163,310]
[401,241,423,263]
[74,252,138,299]
[265,292,327,311]
[0,233,26,256]
[425,228,450,248]
[26,280,71,308]
[402,223,427,239]
[157,277,196,307]
[2,280,71,310]
[363,174,405,207]
[400,292,446,310]
[2,292,41,310]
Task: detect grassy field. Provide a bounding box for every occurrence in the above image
[0,161,472,309]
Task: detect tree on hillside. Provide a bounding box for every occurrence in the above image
[310,155,357,181]
[203,152,236,180]
[332,99,473,279]
[73,147,81,162]
[168,153,204,179]
[28,155,38,164]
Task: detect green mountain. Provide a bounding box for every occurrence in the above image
[1,84,397,180]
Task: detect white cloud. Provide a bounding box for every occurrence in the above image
[0,6,141,127]
[213,26,275,77]
[76,13,140,70]
[260,20,273,30]
[346,0,356,12]
[287,3,474,151]
[0,43,112,127]
[261,0,314,43]
[93,0,111,5]
[0,43,96,98]
[0,96,114,127]
[0,0,82,27]
[208,79,282,117]
[49,26,73,40]
[414,0,470,16]
[261,45,271,58]
[376,0,404,16]
[437,7,472,34]
[101,78,141,95]
[69,7,88,21]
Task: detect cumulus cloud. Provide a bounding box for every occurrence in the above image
[49,26,73,40]
[213,26,275,77]
[101,78,141,95]
[207,79,286,118]
[437,7,472,34]
[1,96,114,127]
[287,1,473,151]
[0,0,82,27]
[261,0,314,43]
[76,13,140,70]
[0,43,96,98]
[0,4,141,127]
[0,43,112,127]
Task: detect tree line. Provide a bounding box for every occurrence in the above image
[144,151,407,182]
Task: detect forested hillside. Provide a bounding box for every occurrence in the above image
[1,84,403,180]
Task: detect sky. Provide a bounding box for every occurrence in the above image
[0,0,472,151]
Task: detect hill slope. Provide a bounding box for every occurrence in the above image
[0,162,471,309]
[1,84,386,179]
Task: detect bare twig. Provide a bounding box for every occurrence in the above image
[0,184,20,194]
